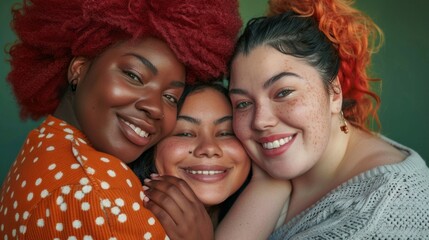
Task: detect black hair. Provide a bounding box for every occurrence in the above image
[129,80,251,225]
[129,80,229,182]
[229,11,341,92]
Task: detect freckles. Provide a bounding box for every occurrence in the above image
[304,82,328,148]
[234,112,251,127]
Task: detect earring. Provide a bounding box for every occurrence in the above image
[340,111,349,134]
[70,78,78,92]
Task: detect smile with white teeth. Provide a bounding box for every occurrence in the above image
[123,120,149,138]
[262,136,293,149]
[185,169,226,175]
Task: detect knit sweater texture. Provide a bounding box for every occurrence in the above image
[270,137,429,239]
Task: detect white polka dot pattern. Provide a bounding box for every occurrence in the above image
[0,116,168,239]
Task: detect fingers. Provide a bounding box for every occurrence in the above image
[143,194,178,235]
[144,175,201,218]
[143,175,212,240]
[148,175,200,205]
[144,178,184,222]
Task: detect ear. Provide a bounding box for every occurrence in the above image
[67,57,89,84]
[330,77,343,114]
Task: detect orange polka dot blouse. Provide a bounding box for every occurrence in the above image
[0,115,168,239]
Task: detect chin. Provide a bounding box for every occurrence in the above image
[111,149,141,164]
[199,195,228,207]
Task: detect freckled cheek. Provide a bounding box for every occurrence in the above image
[232,113,252,140]
[274,98,298,123]
[306,92,331,148]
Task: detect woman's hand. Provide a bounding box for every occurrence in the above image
[143,175,214,240]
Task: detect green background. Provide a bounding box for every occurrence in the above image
[1,0,428,183]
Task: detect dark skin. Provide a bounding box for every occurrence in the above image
[55,38,186,163]
[57,38,211,238]
[144,175,214,240]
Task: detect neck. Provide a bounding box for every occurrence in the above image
[53,90,81,130]
[285,125,355,222]
[291,124,355,202]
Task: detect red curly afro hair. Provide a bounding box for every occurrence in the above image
[268,0,383,131]
[7,0,242,120]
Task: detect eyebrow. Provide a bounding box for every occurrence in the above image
[170,81,186,88]
[263,72,300,89]
[123,53,158,75]
[229,71,301,95]
[214,116,232,125]
[177,115,232,125]
[177,115,200,125]
[123,53,185,88]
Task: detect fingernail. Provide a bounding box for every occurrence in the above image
[144,178,151,183]
[150,173,160,179]
[144,196,149,202]
[143,185,149,191]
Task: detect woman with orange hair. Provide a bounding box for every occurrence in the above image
[0,0,241,239]
[226,0,429,238]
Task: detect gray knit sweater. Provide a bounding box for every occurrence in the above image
[270,137,429,239]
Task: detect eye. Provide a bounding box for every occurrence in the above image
[218,131,235,137]
[235,101,252,109]
[276,89,294,98]
[164,94,178,105]
[123,70,142,84]
[175,132,194,137]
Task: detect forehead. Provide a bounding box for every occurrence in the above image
[181,88,230,114]
[230,46,319,88]
[100,38,183,68]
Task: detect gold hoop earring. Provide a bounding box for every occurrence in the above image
[340,111,349,134]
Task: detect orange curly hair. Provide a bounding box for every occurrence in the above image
[7,0,242,120]
[268,0,383,131]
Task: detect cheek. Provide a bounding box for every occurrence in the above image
[222,141,251,177]
[302,87,331,148]
[160,110,177,137]
[77,77,132,117]
[155,138,189,175]
[233,112,252,140]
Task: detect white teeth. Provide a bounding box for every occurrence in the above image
[262,136,293,149]
[185,169,225,175]
[123,120,149,138]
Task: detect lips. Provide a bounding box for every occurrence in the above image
[181,166,230,183]
[257,134,296,157]
[122,119,149,138]
[118,115,156,146]
[262,135,293,149]
[184,169,226,175]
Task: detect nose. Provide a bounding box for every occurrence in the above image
[134,90,164,120]
[252,103,278,131]
[193,135,223,158]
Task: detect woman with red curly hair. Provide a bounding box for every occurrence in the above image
[225,0,429,238]
[0,0,241,239]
